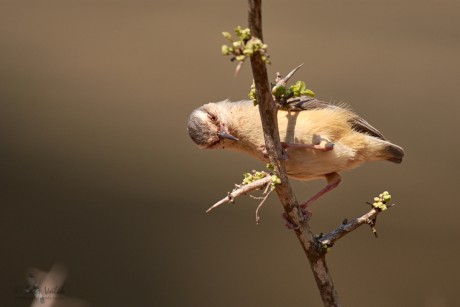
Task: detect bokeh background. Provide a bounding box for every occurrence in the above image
[1,0,459,306]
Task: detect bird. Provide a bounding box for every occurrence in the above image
[187,96,404,209]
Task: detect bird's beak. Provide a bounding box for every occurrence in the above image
[218,130,239,141]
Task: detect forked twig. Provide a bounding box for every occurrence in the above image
[206,175,272,213]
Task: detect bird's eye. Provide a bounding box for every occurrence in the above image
[208,114,218,122]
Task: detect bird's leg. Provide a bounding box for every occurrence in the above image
[288,173,340,225]
[282,134,334,152]
[261,134,332,160]
[300,172,342,209]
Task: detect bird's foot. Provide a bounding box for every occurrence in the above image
[312,134,335,151]
[261,145,289,160]
[282,207,312,229]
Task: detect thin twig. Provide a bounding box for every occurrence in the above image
[206,175,272,213]
[273,63,304,88]
[235,61,244,77]
[255,189,272,224]
[319,204,396,247]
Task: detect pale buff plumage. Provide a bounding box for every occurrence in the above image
[187,97,404,206]
[188,99,402,179]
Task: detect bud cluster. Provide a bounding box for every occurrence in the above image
[372,191,392,211]
[221,26,270,64]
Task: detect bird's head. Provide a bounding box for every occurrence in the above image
[187,102,239,149]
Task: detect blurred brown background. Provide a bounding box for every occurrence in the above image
[1,0,459,306]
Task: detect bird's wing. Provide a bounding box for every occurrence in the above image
[288,96,331,111]
[350,117,386,140]
[289,96,386,140]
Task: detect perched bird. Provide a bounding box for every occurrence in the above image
[187,96,404,208]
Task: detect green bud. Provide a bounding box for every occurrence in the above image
[234,26,242,36]
[271,175,281,185]
[290,81,306,97]
[301,89,315,97]
[322,244,331,252]
[249,81,257,105]
[252,42,261,52]
[374,197,380,202]
[221,45,230,55]
[235,55,246,61]
[373,201,386,210]
[235,26,251,40]
[222,31,233,41]
[266,163,275,172]
[232,41,241,48]
[241,28,251,40]
[383,195,391,202]
[243,48,254,56]
[242,172,253,185]
[249,90,256,100]
[272,85,287,98]
[287,81,314,98]
[383,191,389,196]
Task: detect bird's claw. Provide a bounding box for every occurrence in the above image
[283,212,299,229]
[279,135,334,153]
[299,206,312,222]
[312,134,335,151]
[261,145,289,160]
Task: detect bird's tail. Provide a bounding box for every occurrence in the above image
[365,137,404,164]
